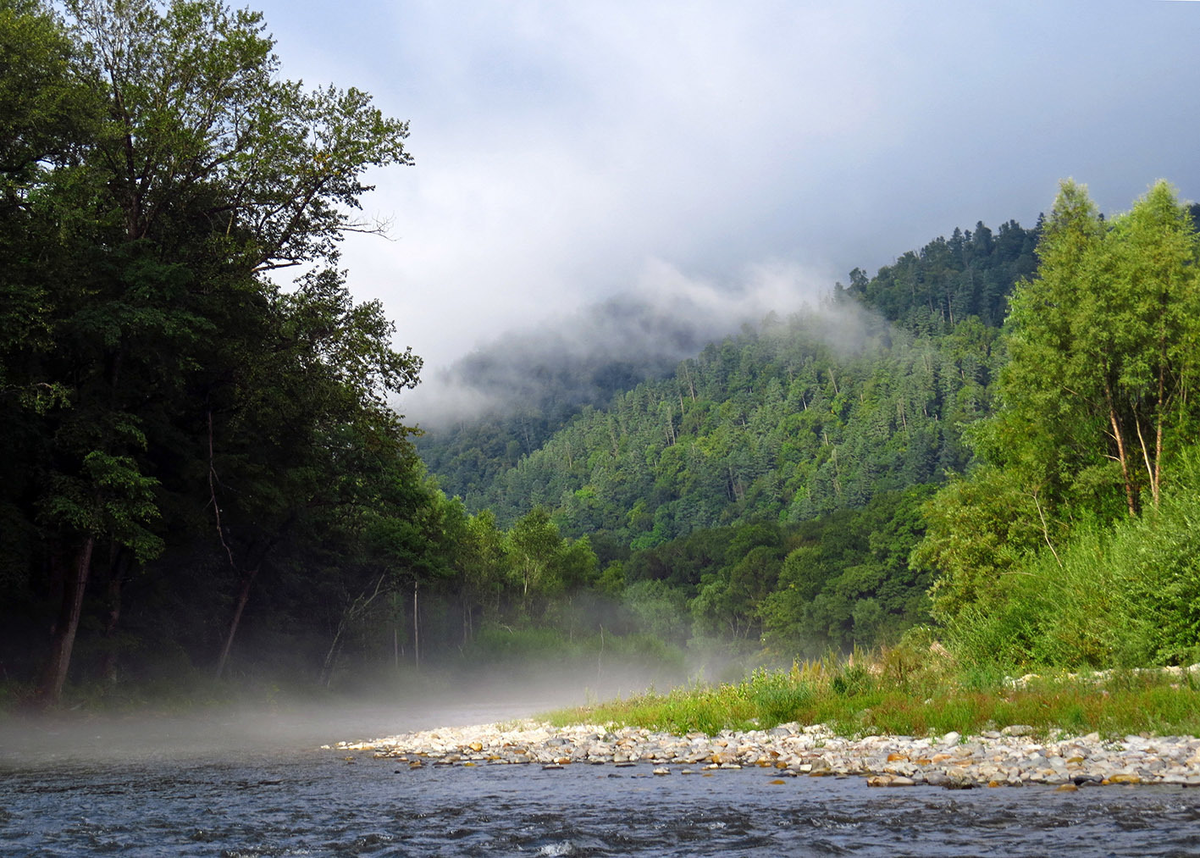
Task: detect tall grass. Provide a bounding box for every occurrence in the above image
[546,641,1200,739]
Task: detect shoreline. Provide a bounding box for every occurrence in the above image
[328,720,1200,789]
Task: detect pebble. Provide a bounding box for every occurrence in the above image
[333,721,1200,789]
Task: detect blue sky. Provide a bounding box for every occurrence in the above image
[248,0,1200,422]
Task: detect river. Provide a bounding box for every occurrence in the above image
[2,692,1199,857]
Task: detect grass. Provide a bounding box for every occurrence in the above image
[544,647,1200,740]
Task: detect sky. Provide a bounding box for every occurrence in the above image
[249,0,1200,425]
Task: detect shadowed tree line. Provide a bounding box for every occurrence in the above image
[0,0,429,702]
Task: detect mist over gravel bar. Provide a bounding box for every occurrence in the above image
[330,721,1200,789]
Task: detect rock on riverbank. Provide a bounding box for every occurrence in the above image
[328,721,1200,788]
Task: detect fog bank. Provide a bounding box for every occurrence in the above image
[405,258,835,428]
[0,664,677,768]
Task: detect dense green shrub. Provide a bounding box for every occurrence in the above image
[945,450,1200,668]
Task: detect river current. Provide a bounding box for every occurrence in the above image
[2,695,1199,857]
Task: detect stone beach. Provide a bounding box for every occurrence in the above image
[329,720,1200,789]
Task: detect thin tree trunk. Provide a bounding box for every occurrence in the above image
[215,566,258,680]
[1032,489,1061,567]
[39,536,95,705]
[1106,384,1137,516]
[100,546,130,683]
[1134,417,1157,509]
[412,580,420,670]
[321,625,345,688]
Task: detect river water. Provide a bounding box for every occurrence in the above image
[2,693,1199,857]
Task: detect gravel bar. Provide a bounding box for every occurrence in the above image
[327,721,1200,789]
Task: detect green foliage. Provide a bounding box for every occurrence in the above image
[583,487,937,659]
[760,487,936,656]
[0,0,429,699]
[469,309,1000,549]
[919,180,1200,664]
[45,450,164,562]
[844,221,1037,332]
[554,680,761,736]
[983,180,1200,517]
[945,449,1200,669]
[747,669,814,727]
[915,466,1044,624]
[503,507,598,617]
[622,580,690,644]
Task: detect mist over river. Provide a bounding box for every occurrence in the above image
[2,683,1199,857]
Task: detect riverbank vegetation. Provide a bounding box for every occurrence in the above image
[547,649,1200,739]
[4,0,1200,719]
[544,178,1200,737]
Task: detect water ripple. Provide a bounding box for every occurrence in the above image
[3,752,1200,856]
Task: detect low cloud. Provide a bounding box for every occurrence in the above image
[256,0,1200,434]
[403,256,839,428]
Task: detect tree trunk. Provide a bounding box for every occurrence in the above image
[100,546,131,683]
[1106,384,1138,516]
[215,566,258,680]
[38,536,95,705]
[412,580,420,670]
[320,621,346,688]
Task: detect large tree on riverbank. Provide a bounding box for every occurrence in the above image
[0,0,423,702]
[919,180,1200,626]
[987,179,1200,518]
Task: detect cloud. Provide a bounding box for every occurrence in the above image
[250,0,1200,424]
[401,255,837,426]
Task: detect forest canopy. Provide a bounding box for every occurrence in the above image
[0,0,423,702]
[916,180,1200,667]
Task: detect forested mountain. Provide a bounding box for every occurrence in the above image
[416,296,725,501]
[421,222,1038,508]
[398,218,1042,660]
[425,221,1038,554]
[486,311,991,544]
